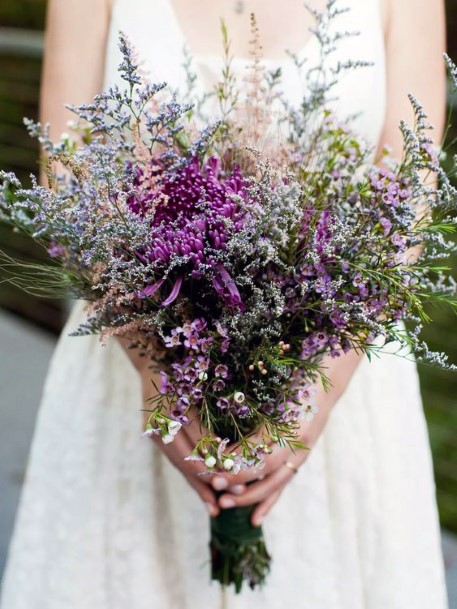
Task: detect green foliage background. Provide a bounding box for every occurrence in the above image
[0,1,456,528]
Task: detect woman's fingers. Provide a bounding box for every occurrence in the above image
[251,489,282,527]
[186,475,220,517]
[151,432,220,514]
[150,430,216,488]
[211,467,264,489]
[211,442,301,488]
[211,476,247,495]
[180,406,211,446]
[227,483,246,495]
[218,463,294,508]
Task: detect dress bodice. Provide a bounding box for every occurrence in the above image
[103,0,386,147]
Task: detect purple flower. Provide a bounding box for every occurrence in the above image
[183,367,198,382]
[181,322,193,338]
[391,233,405,249]
[212,263,245,310]
[215,322,229,337]
[184,334,200,349]
[380,217,392,236]
[217,397,230,410]
[192,387,204,400]
[220,338,230,353]
[164,328,181,348]
[191,318,207,333]
[236,405,250,417]
[176,396,190,410]
[215,364,229,378]
[315,331,329,347]
[212,379,226,392]
[194,356,210,372]
[160,371,171,394]
[171,411,189,426]
[47,242,66,258]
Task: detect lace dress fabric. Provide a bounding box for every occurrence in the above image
[0,0,449,607]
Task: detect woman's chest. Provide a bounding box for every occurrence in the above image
[105,0,387,146]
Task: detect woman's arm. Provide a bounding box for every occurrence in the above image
[379,0,446,160]
[212,0,447,524]
[40,0,111,140]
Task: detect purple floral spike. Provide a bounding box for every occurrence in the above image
[213,264,245,310]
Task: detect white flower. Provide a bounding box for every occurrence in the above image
[223,458,235,471]
[302,403,319,422]
[168,420,182,436]
[142,426,159,438]
[198,371,208,381]
[162,434,174,444]
[205,455,217,468]
[234,391,245,404]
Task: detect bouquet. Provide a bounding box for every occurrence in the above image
[1,4,456,593]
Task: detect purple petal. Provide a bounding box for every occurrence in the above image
[212,276,225,297]
[162,275,183,306]
[216,264,244,309]
[138,277,165,299]
[159,371,169,394]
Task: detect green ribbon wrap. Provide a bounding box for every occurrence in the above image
[210,501,271,593]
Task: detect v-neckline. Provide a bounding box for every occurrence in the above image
[165,0,319,70]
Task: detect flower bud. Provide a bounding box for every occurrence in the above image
[205,455,217,468]
[234,391,245,404]
[223,458,234,471]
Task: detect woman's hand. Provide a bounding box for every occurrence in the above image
[117,337,221,517]
[210,348,365,525]
[147,413,222,517]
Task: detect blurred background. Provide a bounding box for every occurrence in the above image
[0,0,456,602]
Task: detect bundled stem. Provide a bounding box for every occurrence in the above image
[210,500,271,593]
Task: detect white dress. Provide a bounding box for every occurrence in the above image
[0,1,449,608]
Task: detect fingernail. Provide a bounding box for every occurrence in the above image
[252,517,263,527]
[219,496,236,509]
[229,484,245,495]
[205,502,217,516]
[212,476,229,491]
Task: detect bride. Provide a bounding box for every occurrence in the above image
[0,0,449,607]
